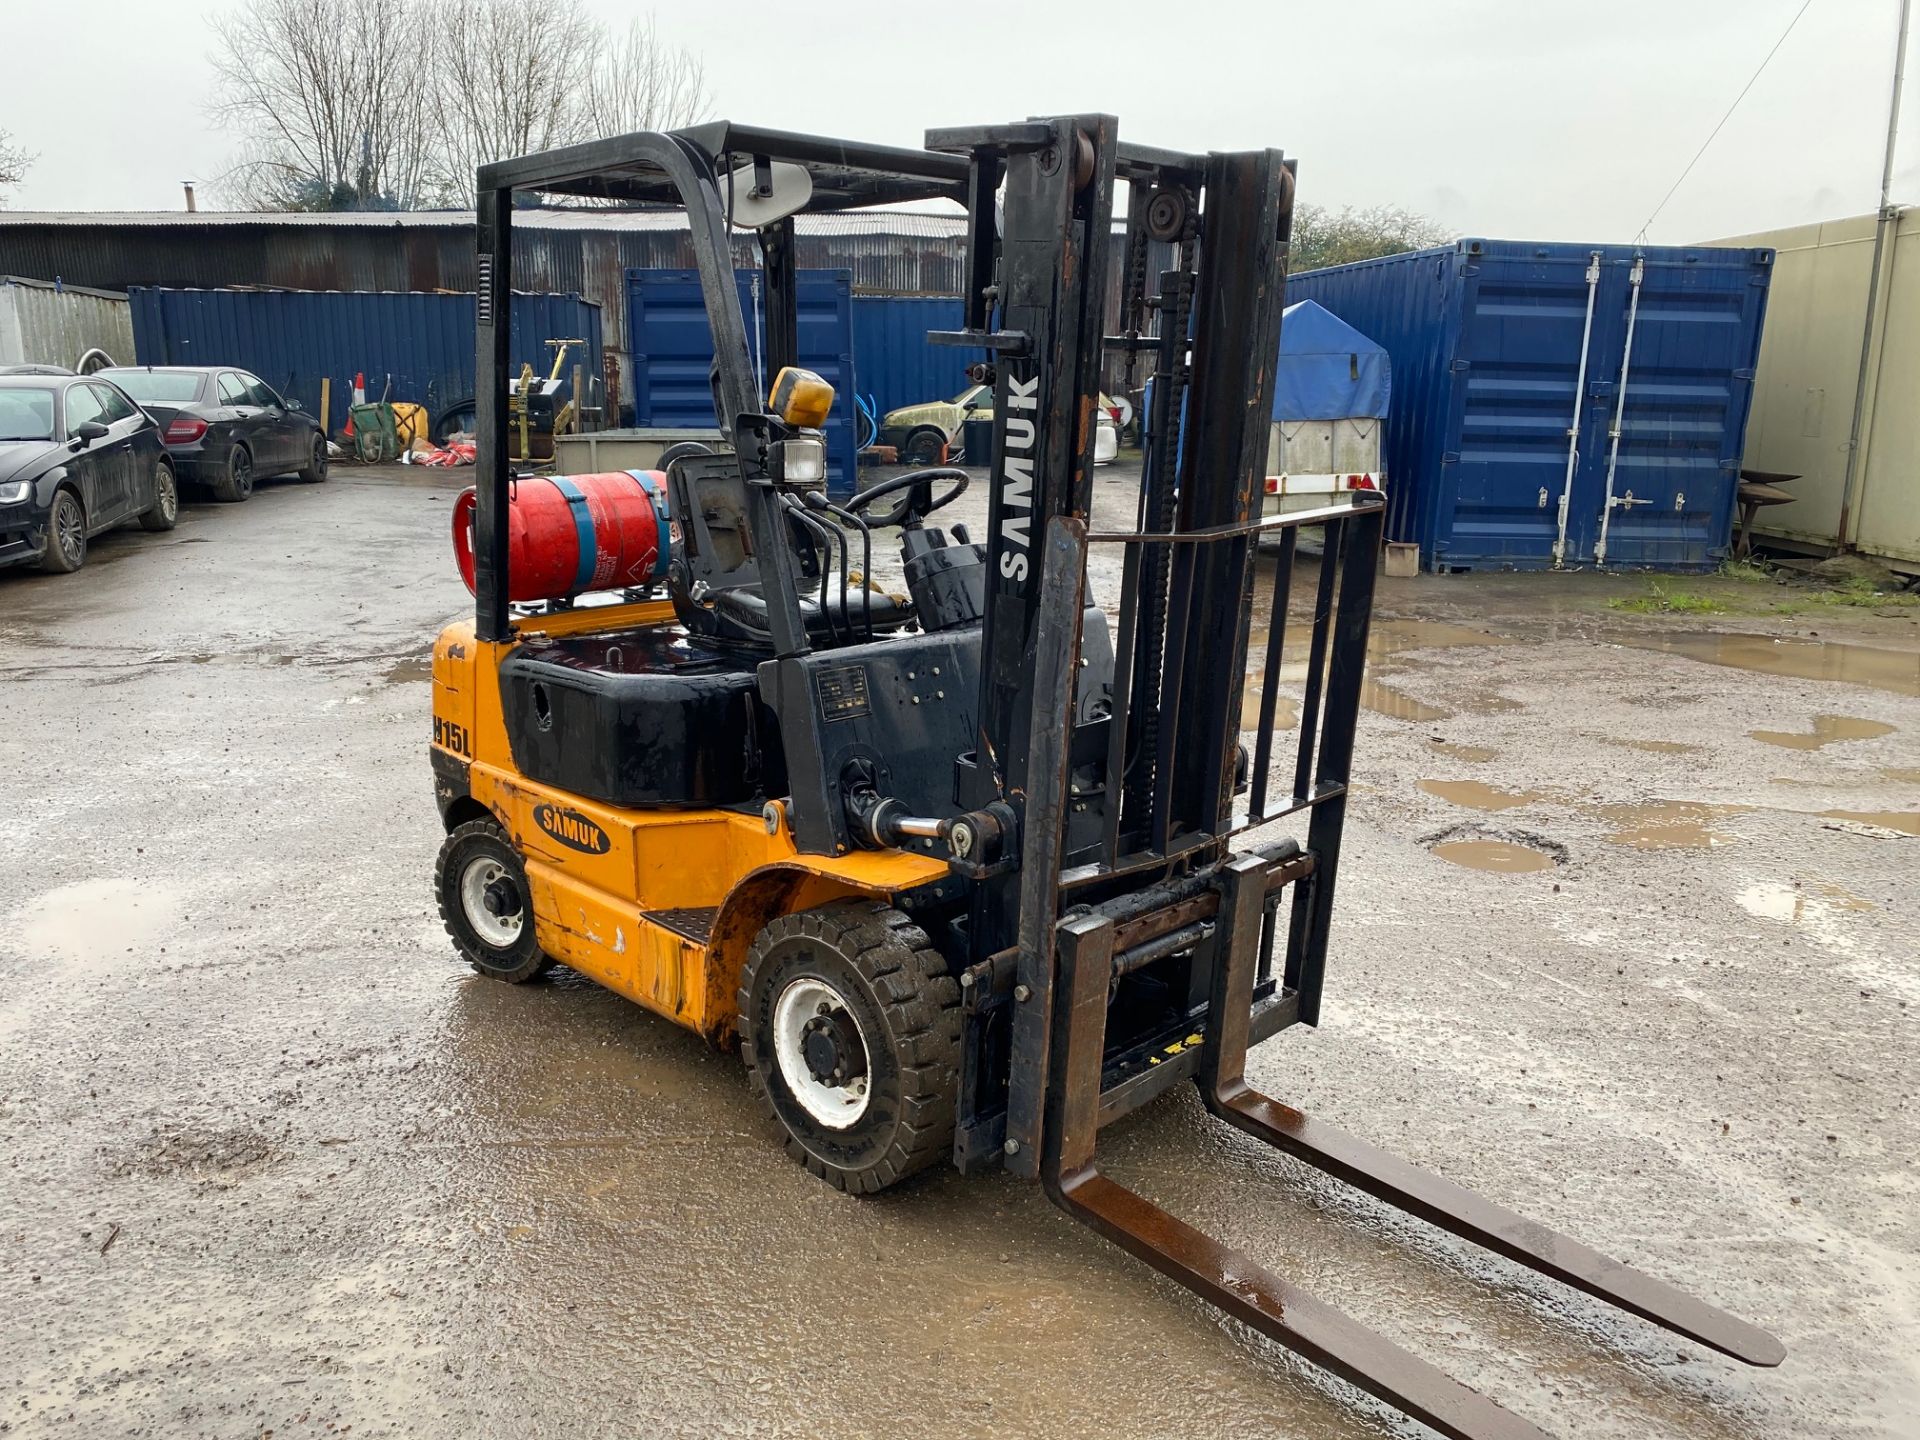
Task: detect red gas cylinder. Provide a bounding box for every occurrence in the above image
[452,470,671,602]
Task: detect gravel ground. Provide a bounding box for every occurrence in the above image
[0,460,1914,1439]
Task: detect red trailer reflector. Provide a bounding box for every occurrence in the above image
[452,470,671,602]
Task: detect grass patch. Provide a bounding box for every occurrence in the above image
[1716,556,1774,584]
[1609,582,1727,615]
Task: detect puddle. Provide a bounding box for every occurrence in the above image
[1426,740,1498,763]
[1240,615,1515,729]
[1878,767,1920,786]
[1361,682,1450,723]
[385,654,434,684]
[1819,809,1920,837]
[1430,840,1558,873]
[1613,632,1920,697]
[1419,779,1547,812]
[1238,689,1301,731]
[13,878,182,962]
[1737,881,1874,923]
[1750,714,1896,751]
[1595,800,1751,849]
[1597,736,1705,756]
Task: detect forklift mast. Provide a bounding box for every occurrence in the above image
[464,118,1781,1440]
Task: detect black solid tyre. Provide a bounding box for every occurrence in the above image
[738,899,961,1194]
[139,461,178,531]
[39,488,86,573]
[901,428,946,467]
[297,434,328,483]
[211,443,254,502]
[434,818,553,983]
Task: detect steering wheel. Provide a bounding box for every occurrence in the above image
[846,466,970,529]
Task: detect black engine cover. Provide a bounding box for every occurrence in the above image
[499,627,783,808]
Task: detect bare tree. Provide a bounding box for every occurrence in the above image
[1290,203,1454,273]
[208,0,435,209]
[209,0,708,211]
[424,0,599,202]
[583,18,709,138]
[425,2,709,203]
[0,129,32,206]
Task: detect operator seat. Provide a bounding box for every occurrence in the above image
[663,448,918,651]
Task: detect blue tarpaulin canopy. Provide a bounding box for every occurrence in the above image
[1272,299,1390,422]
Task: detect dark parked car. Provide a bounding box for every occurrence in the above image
[0,374,177,574]
[99,366,326,502]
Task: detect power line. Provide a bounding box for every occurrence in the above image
[1636,0,1819,241]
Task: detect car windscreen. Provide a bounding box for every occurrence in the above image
[106,370,203,405]
[0,387,56,441]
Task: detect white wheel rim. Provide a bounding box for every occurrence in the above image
[459,855,523,948]
[772,976,872,1129]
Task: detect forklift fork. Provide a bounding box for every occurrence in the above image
[1038,852,1783,1440]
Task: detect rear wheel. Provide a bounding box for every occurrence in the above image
[297,434,328,483]
[38,489,86,573]
[139,461,178,531]
[435,818,553,983]
[211,443,254,502]
[738,900,961,1194]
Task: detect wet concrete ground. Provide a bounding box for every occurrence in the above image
[1,463,1916,1438]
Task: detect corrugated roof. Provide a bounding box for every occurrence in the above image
[0,207,970,234]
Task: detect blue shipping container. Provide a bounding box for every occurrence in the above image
[626,268,857,496]
[1286,240,1773,571]
[850,295,967,426]
[128,288,604,437]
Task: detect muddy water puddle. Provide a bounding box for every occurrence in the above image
[1241,617,1515,729]
[1882,767,1920,785]
[1417,779,1546,812]
[12,878,183,963]
[1430,839,1559,873]
[1595,800,1752,849]
[1750,714,1896,751]
[1613,631,1920,696]
[384,654,434,684]
[1596,736,1704,757]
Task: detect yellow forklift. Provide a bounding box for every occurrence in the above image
[428,119,1781,1437]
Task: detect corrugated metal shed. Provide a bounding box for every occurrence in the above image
[0,276,134,369]
[1288,239,1772,572]
[1705,209,1919,569]
[127,288,603,434]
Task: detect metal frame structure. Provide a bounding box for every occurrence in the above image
[465,116,1783,1440]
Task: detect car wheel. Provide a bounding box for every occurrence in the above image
[297,434,328,483]
[138,460,178,532]
[902,428,947,466]
[211,443,254,503]
[39,489,86,573]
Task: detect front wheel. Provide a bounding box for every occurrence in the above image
[139,461,178,531]
[738,900,961,1194]
[38,489,86,573]
[901,428,947,467]
[435,818,553,983]
[297,434,329,483]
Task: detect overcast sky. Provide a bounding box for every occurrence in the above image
[5,0,1913,242]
